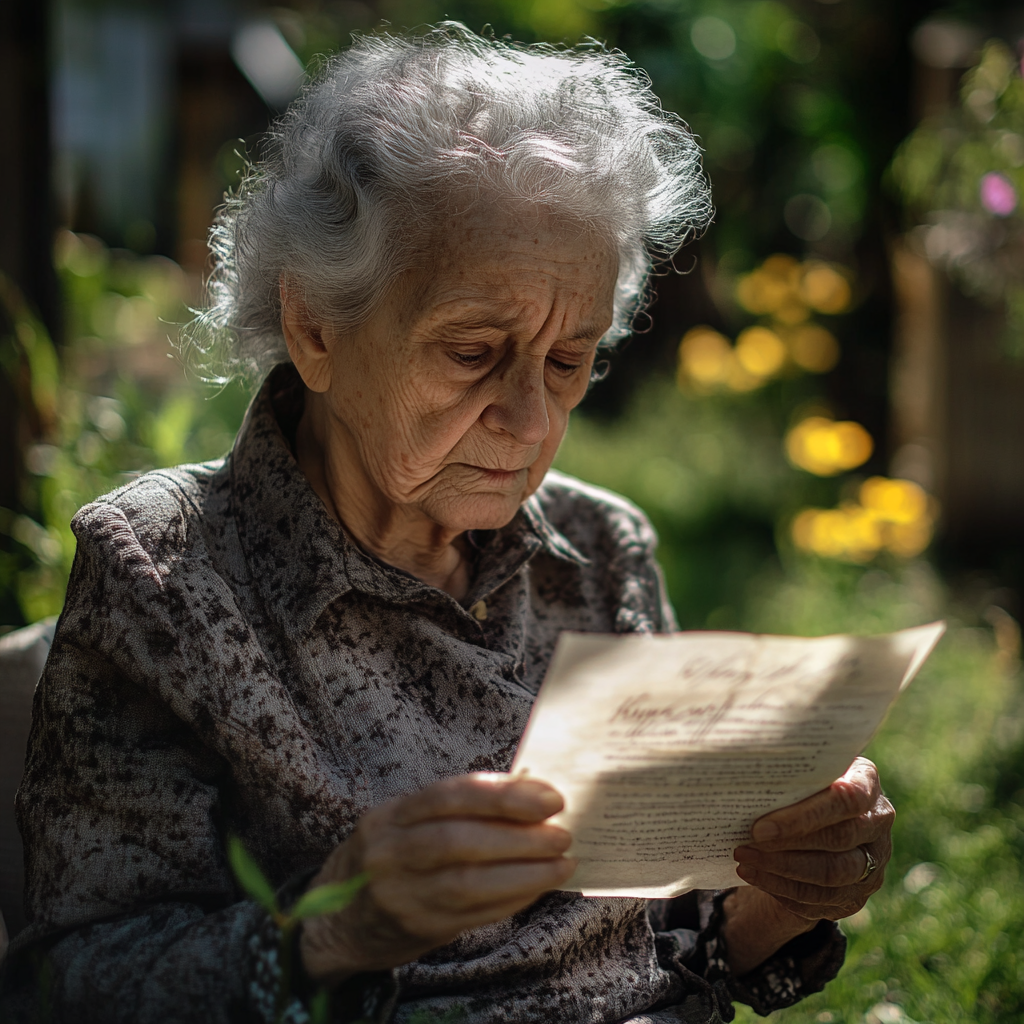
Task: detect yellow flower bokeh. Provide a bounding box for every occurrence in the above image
[785,416,874,475]
[676,327,734,388]
[785,323,841,373]
[736,255,851,320]
[735,326,787,377]
[676,254,848,395]
[792,477,936,562]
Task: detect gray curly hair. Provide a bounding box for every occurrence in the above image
[185,22,713,385]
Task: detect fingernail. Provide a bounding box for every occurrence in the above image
[551,830,572,852]
[733,846,760,863]
[516,779,561,806]
[537,789,563,814]
[735,864,757,882]
[752,820,781,842]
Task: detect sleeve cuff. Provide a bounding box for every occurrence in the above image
[724,917,846,1017]
[672,890,846,1018]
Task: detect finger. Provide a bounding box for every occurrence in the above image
[392,819,571,871]
[735,863,878,909]
[389,889,572,945]
[391,774,564,827]
[761,892,853,922]
[383,857,577,919]
[427,858,577,912]
[747,799,894,853]
[734,846,871,887]
[751,759,884,843]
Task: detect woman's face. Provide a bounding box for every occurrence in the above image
[313,208,618,534]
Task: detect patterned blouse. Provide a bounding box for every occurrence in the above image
[3,365,845,1023]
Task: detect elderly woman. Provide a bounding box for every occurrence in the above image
[3,23,892,1024]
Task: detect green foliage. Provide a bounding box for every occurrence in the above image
[892,42,1024,216]
[0,233,250,627]
[556,377,842,628]
[225,836,368,1023]
[406,1009,467,1024]
[291,875,370,920]
[227,837,281,916]
[890,41,1024,357]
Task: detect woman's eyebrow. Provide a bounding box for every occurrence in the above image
[566,320,609,341]
[445,315,519,332]
[433,308,607,341]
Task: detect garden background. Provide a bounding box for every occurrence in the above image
[2,0,1024,1021]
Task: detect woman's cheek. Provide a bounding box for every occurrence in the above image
[523,414,570,498]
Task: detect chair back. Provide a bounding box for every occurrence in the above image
[0,618,56,951]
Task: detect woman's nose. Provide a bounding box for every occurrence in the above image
[480,360,550,445]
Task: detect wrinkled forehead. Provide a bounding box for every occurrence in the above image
[394,205,619,333]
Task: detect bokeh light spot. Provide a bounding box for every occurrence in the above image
[811,144,862,192]
[979,172,1018,216]
[736,326,786,377]
[859,477,929,524]
[691,16,737,61]
[799,263,851,313]
[791,476,936,562]
[777,21,820,64]
[787,324,840,372]
[784,194,832,241]
[785,416,873,475]
[678,327,733,388]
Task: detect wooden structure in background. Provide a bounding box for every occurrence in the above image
[890,238,1024,545]
[175,35,268,273]
[890,18,1024,556]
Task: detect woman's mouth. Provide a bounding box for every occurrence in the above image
[472,466,528,487]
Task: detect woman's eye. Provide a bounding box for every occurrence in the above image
[450,351,488,366]
[547,357,583,375]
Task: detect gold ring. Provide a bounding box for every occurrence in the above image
[857,845,879,883]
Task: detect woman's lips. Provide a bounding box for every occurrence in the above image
[472,466,528,487]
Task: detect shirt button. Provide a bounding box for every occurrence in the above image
[469,600,488,621]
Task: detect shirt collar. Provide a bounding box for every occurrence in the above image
[230,365,588,636]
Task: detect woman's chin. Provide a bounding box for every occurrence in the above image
[423,490,527,534]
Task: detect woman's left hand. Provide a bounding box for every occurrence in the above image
[733,756,893,923]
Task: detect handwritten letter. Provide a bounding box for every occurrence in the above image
[511,623,944,898]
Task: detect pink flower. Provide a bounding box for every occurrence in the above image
[980,172,1018,217]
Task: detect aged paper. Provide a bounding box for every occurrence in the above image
[511,622,944,898]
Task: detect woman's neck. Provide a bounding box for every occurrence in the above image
[293,398,473,601]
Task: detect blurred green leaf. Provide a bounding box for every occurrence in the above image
[309,988,332,1024]
[406,1008,466,1024]
[227,836,279,914]
[290,874,368,920]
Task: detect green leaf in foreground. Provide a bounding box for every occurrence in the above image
[227,836,279,914]
[308,988,331,1024]
[291,874,368,920]
[407,1008,466,1023]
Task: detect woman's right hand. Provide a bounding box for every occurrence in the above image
[299,772,575,984]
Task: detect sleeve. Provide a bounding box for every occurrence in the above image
[599,493,679,636]
[0,502,392,1024]
[651,891,847,1020]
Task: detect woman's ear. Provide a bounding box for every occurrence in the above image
[280,278,332,393]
